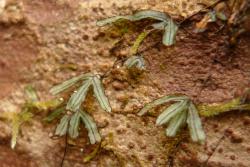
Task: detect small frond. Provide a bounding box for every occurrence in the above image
[138,95,188,116]
[166,110,187,137]
[138,95,206,143]
[163,18,178,46]
[68,111,81,138]
[187,103,206,143]
[92,76,112,112]
[124,55,145,70]
[96,10,170,26]
[156,100,188,125]
[50,73,111,113]
[66,79,92,112]
[80,110,101,144]
[50,73,92,95]
[55,115,70,136]
[96,10,179,46]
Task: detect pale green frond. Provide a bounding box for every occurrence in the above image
[55,115,70,136]
[96,10,170,26]
[44,107,65,123]
[80,110,101,144]
[68,111,81,138]
[66,79,92,112]
[50,73,92,95]
[156,100,188,125]
[163,18,178,46]
[124,55,145,70]
[166,110,187,137]
[138,95,188,116]
[187,103,206,143]
[151,22,166,30]
[92,76,111,112]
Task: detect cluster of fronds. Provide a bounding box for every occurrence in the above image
[97,10,179,46]
[48,73,111,144]
[138,95,206,143]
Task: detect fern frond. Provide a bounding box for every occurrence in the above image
[68,111,81,138]
[156,100,188,125]
[139,95,206,143]
[163,18,178,46]
[50,73,92,95]
[166,110,187,137]
[66,79,92,111]
[124,55,145,70]
[187,103,206,144]
[97,10,179,46]
[55,115,70,136]
[80,110,101,144]
[92,76,112,112]
[138,95,188,116]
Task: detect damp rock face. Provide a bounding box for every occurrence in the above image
[0,0,249,167]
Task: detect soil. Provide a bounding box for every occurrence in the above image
[0,0,249,167]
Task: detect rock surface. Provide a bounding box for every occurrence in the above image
[0,0,249,167]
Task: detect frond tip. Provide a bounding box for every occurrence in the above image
[138,95,206,144]
[124,55,145,70]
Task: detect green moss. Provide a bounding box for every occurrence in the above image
[130,30,151,55]
[198,98,250,117]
